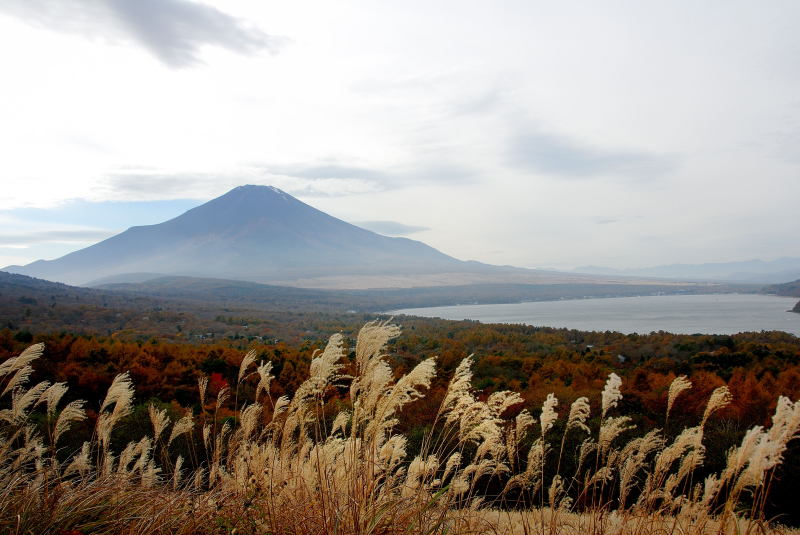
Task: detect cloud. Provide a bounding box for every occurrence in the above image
[508,129,676,179]
[0,0,282,67]
[103,169,385,200]
[102,172,214,199]
[353,220,430,236]
[98,153,481,204]
[267,164,393,183]
[0,229,114,246]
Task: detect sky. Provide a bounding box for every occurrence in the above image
[1,0,799,271]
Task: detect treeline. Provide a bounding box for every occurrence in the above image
[3,318,799,431]
[4,271,757,343]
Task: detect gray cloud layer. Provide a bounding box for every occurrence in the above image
[509,129,676,179]
[0,0,282,67]
[354,220,429,236]
[106,157,477,201]
[268,164,393,183]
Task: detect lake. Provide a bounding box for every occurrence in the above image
[391,294,800,336]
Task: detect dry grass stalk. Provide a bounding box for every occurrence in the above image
[1,326,799,535]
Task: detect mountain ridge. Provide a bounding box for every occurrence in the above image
[5,185,503,287]
[575,258,800,283]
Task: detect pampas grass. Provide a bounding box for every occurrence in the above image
[1,323,800,535]
[666,375,692,424]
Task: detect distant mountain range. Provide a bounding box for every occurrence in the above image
[5,184,794,290]
[0,270,742,335]
[2,185,649,290]
[3,185,531,288]
[574,258,800,284]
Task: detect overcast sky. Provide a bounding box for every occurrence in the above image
[1,0,798,271]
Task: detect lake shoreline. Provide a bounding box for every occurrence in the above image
[390,293,800,336]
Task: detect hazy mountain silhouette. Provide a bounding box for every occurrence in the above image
[4,185,521,287]
[574,258,800,283]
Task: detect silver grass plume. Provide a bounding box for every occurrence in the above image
[238,349,257,383]
[254,360,274,403]
[487,390,524,417]
[198,376,209,406]
[202,423,212,449]
[193,467,206,489]
[8,380,50,421]
[601,372,623,418]
[701,385,732,427]
[440,356,474,418]
[567,396,591,434]
[271,395,289,421]
[665,432,705,497]
[619,430,665,507]
[354,320,401,376]
[406,454,440,490]
[501,437,550,494]
[735,397,800,490]
[54,400,86,444]
[667,375,692,420]
[142,459,160,487]
[700,473,721,507]
[148,404,170,442]
[443,452,462,481]
[767,395,800,447]
[474,424,506,461]
[515,409,535,439]
[131,436,153,476]
[168,412,195,446]
[62,441,92,477]
[2,365,34,397]
[588,466,613,486]
[599,416,635,454]
[100,372,134,413]
[331,410,350,436]
[216,386,230,410]
[378,434,407,470]
[548,475,568,510]
[173,455,184,489]
[577,439,598,474]
[97,372,134,451]
[349,324,400,423]
[102,450,115,475]
[721,426,763,485]
[654,426,703,479]
[0,343,43,378]
[524,438,548,481]
[118,441,139,474]
[368,357,436,439]
[639,425,703,507]
[239,403,262,440]
[540,393,558,435]
[295,333,346,405]
[509,410,535,466]
[38,382,68,417]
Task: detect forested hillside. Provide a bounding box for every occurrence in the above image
[766,279,800,297]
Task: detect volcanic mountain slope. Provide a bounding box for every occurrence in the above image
[5,185,528,287]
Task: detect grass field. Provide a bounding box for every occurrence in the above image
[2,321,798,534]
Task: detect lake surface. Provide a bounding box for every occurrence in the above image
[392,294,800,336]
